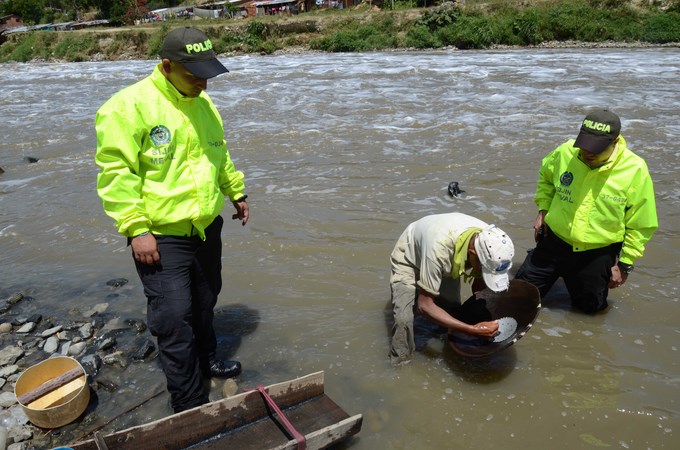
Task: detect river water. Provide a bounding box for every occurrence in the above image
[1,48,679,449]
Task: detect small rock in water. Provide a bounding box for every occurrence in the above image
[81,354,102,376]
[91,316,106,329]
[0,323,12,334]
[221,379,239,398]
[103,351,128,369]
[43,336,59,353]
[129,338,156,361]
[97,336,116,352]
[0,365,19,378]
[95,379,118,392]
[102,318,128,333]
[16,323,36,334]
[0,346,24,366]
[0,391,17,408]
[106,278,128,288]
[26,314,42,325]
[60,341,71,355]
[447,181,466,198]
[23,156,39,164]
[40,325,63,338]
[58,330,73,341]
[79,323,94,339]
[5,292,24,305]
[84,303,109,317]
[125,318,147,334]
[9,424,34,443]
[68,342,87,356]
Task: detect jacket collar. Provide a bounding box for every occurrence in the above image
[150,64,193,103]
[576,135,627,170]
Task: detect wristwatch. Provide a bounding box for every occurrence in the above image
[617,262,634,274]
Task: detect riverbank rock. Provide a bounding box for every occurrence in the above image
[0,347,24,366]
[0,285,160,448]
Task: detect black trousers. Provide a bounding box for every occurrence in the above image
[515,228,621,314]
[133,216,223,413]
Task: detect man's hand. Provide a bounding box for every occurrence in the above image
[232,199,249,226]
[609,264,628,289]
[533,210,548,243]
[468,320,499,339]
[131,233,160,266]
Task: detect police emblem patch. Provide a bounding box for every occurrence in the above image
[560,171,573,187]
[150,125,171,146]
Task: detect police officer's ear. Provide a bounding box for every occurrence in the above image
[161,58,173,75]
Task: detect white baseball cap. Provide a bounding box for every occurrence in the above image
[474,225,514,292]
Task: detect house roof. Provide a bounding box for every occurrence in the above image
[253,0,298,6]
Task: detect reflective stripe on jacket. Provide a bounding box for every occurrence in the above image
[535,136,658,265]
[95,65,245,239]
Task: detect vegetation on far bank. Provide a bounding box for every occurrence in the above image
[1,0,680,63]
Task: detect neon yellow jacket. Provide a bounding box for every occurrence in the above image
[536,136,658,265]
[95,65,245,239]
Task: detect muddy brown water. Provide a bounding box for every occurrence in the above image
[1,48,679,449]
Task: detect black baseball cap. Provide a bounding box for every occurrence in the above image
[160,27,228,79]
[574,109,621,154]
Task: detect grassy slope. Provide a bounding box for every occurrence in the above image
[0,1,678,62]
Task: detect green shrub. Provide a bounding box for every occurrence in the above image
[642,11,680,43]
[246,20,269,41]
[1,33,36,62]
[215,29,244,53]
[492,14,523,46]
[311,15,399,52]
[512,8,552,45]
[404,25,441,49]
[547,1,596,41]
[438,14,499,49]
[52,34,98,62]
[312,29,362,52]
[417,2,462,31]
[29,32,57,59]
[254,39,281,55]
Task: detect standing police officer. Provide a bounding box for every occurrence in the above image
[95,27,248,413]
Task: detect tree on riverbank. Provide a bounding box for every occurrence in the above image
[1,0,679,62]
[0,0,168,25]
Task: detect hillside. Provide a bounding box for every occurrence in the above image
[1,1,679,62]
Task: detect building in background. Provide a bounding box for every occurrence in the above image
[1,14,24,32]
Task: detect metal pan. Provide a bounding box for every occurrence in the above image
[448,279,541,357]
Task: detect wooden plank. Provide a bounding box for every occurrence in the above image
[270,415,364,450]
[187,392,351,449]
[71,371,361,450]
[28,377,86,410]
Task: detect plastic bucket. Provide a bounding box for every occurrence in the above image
[14,356,90,429]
